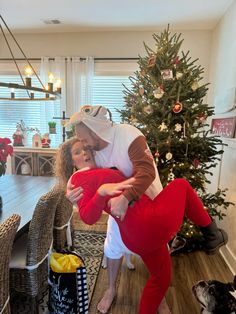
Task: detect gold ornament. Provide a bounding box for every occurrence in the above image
[143,105,153,114]
[130,116,138,125]
[158,122,167,131]
[168,170,175,181]
[139,86,145,96]
[191,81,199,91]
[140,69,146,76]
[176,72,183,80]
[153,86,164,99]
[174,123,182,132]
[166,152,173,160]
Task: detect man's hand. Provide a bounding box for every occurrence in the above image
[66,178,84,205]
[98,178,135,197]
[109,194,129,221]
[98,177,135,221]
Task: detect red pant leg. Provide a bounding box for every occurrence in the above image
[168,179,211,226]
[138,245,171,314]
[153,179,211,230]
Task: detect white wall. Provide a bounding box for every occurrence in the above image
[208,1,236,275]
[1,29,211,70]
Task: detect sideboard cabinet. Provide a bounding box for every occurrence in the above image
[11,147,57,176]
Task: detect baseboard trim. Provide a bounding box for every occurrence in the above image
[220,244,236,275]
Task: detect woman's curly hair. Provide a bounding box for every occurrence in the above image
[54,137,81,188]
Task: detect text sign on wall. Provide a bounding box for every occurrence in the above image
[211,117,236,138]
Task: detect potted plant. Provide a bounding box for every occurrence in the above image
[48,121,57,134]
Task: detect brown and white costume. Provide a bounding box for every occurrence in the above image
[69,105,163,258]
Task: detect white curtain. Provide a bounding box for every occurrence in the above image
[66,56,94,116]
[40,57,67,145]
[40,56,94,117]
[40,57,66,133]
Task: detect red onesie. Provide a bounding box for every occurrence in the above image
[71,168,211,314]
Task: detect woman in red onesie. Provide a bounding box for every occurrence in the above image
[69,144,228,314]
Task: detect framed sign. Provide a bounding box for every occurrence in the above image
[211,117,236,138]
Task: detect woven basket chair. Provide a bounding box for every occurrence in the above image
[53,186,74,251]
[0,214,21,314]
[9,186,62,314]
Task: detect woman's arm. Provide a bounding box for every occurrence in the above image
[71,171,134,225]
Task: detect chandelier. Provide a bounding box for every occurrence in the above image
[0,15,61,101]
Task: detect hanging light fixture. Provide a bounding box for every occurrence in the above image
[0,15,61,101]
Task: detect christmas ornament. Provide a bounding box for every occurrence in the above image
[147,55,156,67]
[161,69,173,80]
[172,102,183,113]
[143,105,153,114]
[174,123,182,132]
[155,150,160,163]
[140,69,146,76]
[191,81,199,91]
[197,113,207,123]
[130,116,138,125]
[158,122,167,131]
[139,86,145,96]
[168,169,175,181]
[166,152,173,160]
[174,56,179,65]
[176,72,183,80]
[192,159,200,168]
[153,86,164,99]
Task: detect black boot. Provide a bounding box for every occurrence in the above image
[200,221,228,255]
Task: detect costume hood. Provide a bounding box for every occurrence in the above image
[67,105,115,143]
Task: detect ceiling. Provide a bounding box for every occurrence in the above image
[0,0,234,33]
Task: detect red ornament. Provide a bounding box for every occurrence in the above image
[192,159,200,168]
[175,56,179,65]
[172,102,183,113]
[148,55,156,67]
[197,113,207,123]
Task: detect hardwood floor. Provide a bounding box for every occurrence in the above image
[73,212,234,314]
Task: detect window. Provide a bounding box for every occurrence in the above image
[0,59,138,146]
[0,75,61,147]
[82,60,137,123]
[91,75,132,123]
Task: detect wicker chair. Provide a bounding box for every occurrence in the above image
[53,186,74,251]
[9,186,61,314]
[0,214,21,314]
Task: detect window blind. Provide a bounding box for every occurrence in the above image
[0,75,61,147]
[89,75,132,123]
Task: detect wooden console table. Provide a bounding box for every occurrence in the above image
[11,147,57,176]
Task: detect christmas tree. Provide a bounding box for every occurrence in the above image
[120,25,233,252]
